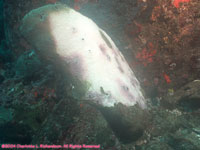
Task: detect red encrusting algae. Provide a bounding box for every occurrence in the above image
[173,0,191,8]
[163,73,171,83]
[136,42,157,66]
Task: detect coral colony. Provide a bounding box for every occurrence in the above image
[20,4,146,108]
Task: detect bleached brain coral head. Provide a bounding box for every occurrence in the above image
[20,4,147,109]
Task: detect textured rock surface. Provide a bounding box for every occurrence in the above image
[31,99,119,148]
[164,80,200,111]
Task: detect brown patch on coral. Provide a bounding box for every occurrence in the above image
[99,44,112,61]
[116,78,135,102]
[118,66,124,73]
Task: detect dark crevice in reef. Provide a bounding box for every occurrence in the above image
[0,122,32,144]
[97,106,144,144]
[178,97,200,112]
[0,0,5,42]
